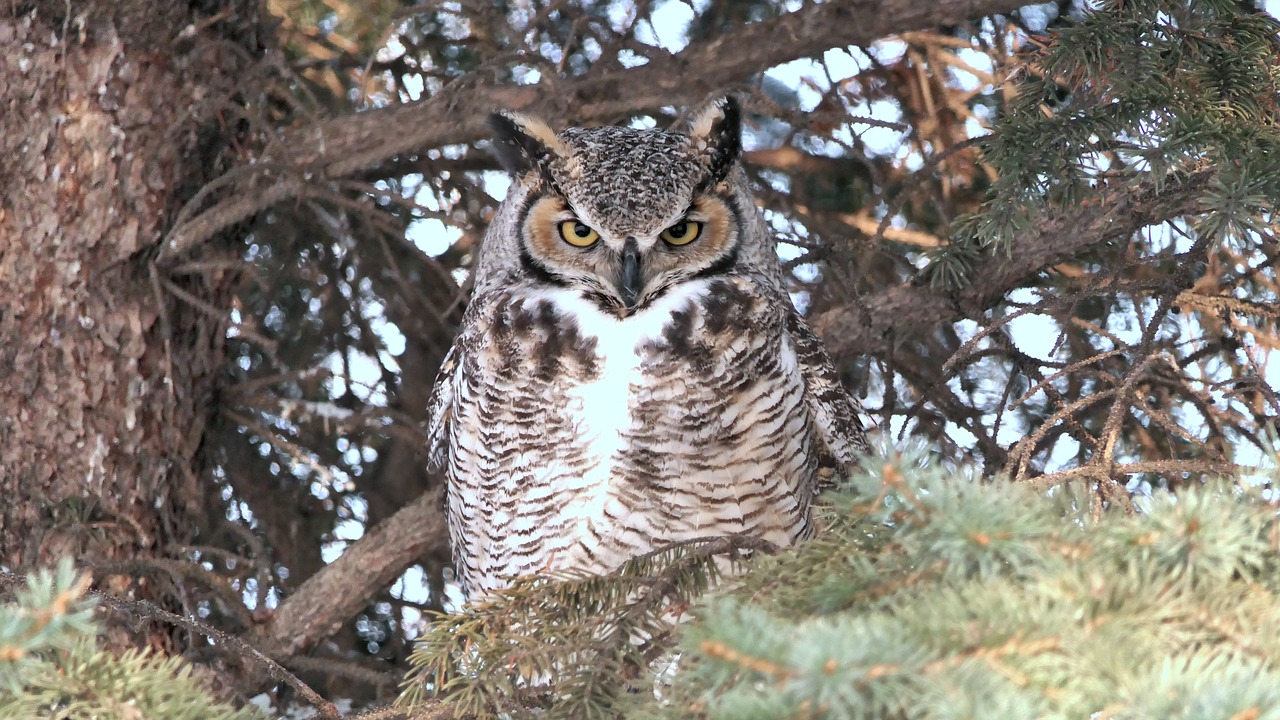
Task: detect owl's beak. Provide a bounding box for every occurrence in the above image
[618,238,643,312]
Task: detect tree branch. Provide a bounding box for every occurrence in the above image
[281,0,1024,174]
[252,488,448,659]
[162,0,1026,256]
[811,170,1216,360]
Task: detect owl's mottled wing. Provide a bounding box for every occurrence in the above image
[425,332,466,473]
[786,308,869,475]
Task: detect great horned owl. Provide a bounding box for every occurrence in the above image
[427,97,867,599]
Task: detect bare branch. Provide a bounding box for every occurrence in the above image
[281,0,1024,174]
[160,0,1027,259]
[811,170,1215,360]
[251,487,449,659]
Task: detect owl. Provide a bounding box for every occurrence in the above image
[427,97,867,599]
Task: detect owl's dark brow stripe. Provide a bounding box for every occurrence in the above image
[691,192,744,280]
[517,246,567,287]
[691,237,740,280]
[512,191,571,288]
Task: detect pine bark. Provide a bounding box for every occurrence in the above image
[0,1,262,639]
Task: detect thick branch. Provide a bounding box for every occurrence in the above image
[811,171,1215,359]
[280,0,1024,175]
[163,0,1025,257]
[253,488,447,659]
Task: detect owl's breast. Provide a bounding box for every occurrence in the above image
[450,277,812,594]
[556,276,808,529]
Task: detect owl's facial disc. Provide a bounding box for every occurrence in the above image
[520,194,740,316]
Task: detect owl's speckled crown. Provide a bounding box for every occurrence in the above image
[487,98,742,237]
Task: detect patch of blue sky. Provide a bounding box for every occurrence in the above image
[407,218,462,259]
[1017,2,1061,32]
[324,348,392,406]
[393,566,429,634]
[322,515,368,564]
[646,0,696,51]
[950,47,995,92]
[1004,288,1064,361]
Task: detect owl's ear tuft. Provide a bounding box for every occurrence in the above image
[689,96,742,188]
[488,111,568,178]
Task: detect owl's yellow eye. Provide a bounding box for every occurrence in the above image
[558,220,600,248]
[660,221,702,246]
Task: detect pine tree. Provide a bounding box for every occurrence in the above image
[937,0,1280,285]
[645,441,1280,719]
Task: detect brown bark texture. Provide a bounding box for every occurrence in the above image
[0,1,260,630]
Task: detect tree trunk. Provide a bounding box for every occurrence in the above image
[0,1,263,647]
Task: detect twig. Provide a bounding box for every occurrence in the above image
[0,569,339,719]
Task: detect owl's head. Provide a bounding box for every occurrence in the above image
[477,97,773,316]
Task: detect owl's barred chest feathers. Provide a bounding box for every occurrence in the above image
[445,276,817,596]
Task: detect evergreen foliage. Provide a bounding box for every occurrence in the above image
[399,537,761,718]
[0,560,260,720]
[647,442,1280,719]
[936,0,1280,286]
[401,441,1280,719]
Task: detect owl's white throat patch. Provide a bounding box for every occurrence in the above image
[525,280,712,529]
